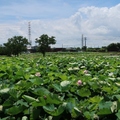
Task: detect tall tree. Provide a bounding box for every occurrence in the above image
[35,34,56,57]
[4,36,30,56]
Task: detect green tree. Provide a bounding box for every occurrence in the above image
[107,43,119,52]
[116,43,120,51]
[4,36,30,56]
[0,45,6,55]
[35,34,56,57]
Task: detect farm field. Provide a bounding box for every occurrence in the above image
[0,52,120,120]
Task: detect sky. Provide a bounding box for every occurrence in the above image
[0,0,120,48]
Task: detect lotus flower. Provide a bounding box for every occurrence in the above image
[83,70,88,74]
[77,80,82,86]
[35,72,41,77]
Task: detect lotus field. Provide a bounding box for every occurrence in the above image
[0,53,120,120]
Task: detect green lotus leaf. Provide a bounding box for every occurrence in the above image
[43,104,55,112]
[45,93,62,104]
[33,87,50,96]
[116,109,120,119]
[88,96,103,103]
[32,97,46,107]
[60,81,71,87]
[22,95,36,103]
[6,105,25,115]
[43,104,65,116]
[68,67,79,71]
[97,101,112,115]
[52,83,62,92]
[0,88,10,94]
[22,116,28,120]
[77,87,91,97]
[71,107,81,118]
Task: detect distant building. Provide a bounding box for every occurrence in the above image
[27,46,77,53]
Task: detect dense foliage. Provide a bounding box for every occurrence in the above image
[35,34,56,57]
[0,53,120,120]
[3,36,30,56]
[107,43,120,52]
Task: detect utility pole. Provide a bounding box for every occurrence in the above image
[84,37,87,47]
[84,37,87,51]
[81,34,84,50]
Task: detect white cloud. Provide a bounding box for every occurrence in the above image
[0,4,120,47]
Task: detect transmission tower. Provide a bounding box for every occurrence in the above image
[84,37,87,47]
[81,34,84,49]
[28,22,32,47]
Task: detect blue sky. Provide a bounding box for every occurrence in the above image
[0,0,120,21]
[0,0,120,47]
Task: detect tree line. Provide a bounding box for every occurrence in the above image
[0,34,56,57]
[85,43,120,52]
[0,34,120,57]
